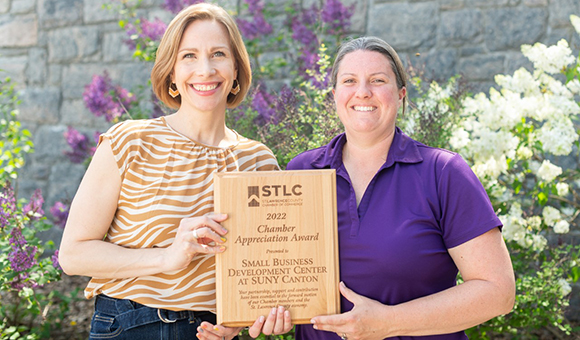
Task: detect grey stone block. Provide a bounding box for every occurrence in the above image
[119,62,153,91]
[18,161,51,181]
[0,55,28,87]
[48,64,62,85]
[416,49,459,81]
[0,0,9,14]
[523,0,548,6]
[466,0,509,7]
[47,162,85,205]
[549,0,580,28]
[14,177,48,206]
[60,98,111,130]
[440,0,465,10]
[342,0,366,34]
[32,124,69,163]
[504,52,534,75]
[368,2,438,51]
[83,0,119,24]
[38,0,83,28]
[48,26,99,62]
[26,48,48,86]
[103,31,135,62]
[439,9,483,47]
[61,64,114,100]
[11,0,36,14]
[485,7,547,51]
[18,87,61,124]
[460,46,486,57]
[458,53,505,81]
[0,14,38,47]
[545,27,573,47]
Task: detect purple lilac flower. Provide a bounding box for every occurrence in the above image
[321,0,354,35]
[291,19,317,47]
[125,18,167,48]
[1,184,16,229]
[141,18,167,41]
[274,86,297,114]
[22,189,44,220]
[8,227,39,289]
[83,71,135,122]
[252,85,278,125]
[164,0,205,14]
[123,23,139,49]
[50,201,69,229]
[51,249,61,271]
[236,0,272,40]
[64,126,94,164]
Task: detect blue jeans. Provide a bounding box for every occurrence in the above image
[90,295,239,339]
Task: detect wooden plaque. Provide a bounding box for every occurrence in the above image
[214,170,339,327]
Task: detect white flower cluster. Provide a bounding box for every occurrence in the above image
[450,17,580,250]
[521,40,575,75]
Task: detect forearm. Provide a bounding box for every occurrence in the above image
[59,238,170,279]
[383,278,514,337]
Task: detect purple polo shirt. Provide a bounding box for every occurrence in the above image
[287,128,501,340]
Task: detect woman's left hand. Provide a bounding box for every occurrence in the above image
[196,306,292,339]
[195,323,241,340]
[310,282,390,340]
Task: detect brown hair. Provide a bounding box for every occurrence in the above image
[151,3,251,109]
[331,36,407,115]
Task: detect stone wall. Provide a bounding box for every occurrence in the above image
[1,0,580,318]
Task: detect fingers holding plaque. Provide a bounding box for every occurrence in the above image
[213,170,339,327]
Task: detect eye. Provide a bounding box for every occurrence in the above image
[342,78,355,84]
[371,78,386,83]
[213,51,226,57]
[183,53,195,59]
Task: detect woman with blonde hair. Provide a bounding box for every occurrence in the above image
[59,3,291,339]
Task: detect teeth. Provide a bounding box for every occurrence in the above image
[192,84,218,91]
[353,106,375,112]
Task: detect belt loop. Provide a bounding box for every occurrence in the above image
[157,309,177,323]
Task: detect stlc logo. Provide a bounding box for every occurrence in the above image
[247,184,303,207]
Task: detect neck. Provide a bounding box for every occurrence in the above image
[168,108,233,147]
[343,129,395,164]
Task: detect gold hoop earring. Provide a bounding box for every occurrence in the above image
[169,83,179,98]
[230,79,240,95]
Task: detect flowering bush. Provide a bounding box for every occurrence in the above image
[408,17,580,338]
[0,76,80,339]
[65,0,580,338]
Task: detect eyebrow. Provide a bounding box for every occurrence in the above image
[178,45,231,53]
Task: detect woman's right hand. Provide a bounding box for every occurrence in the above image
[163,213,229,272]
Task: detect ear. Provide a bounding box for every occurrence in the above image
[399,86,407,102]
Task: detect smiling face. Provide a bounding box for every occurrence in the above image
[172,19,237,115]
[333,50,406,141]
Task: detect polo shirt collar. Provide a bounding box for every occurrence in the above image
[309,127,423,169]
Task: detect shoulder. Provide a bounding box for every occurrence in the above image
[287,134,344,170]
[286,145,327,170]
[105,118,165,140]
[237,135,276,155]
[415,143,468,173]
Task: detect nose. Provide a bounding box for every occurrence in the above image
[355,82,371,98]
[196,57,216,77]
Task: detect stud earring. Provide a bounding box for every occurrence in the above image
[169,83,179,98]
[230,79,240,95]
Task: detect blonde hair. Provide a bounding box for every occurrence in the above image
[331,36,407,115]
[151,3,251,109]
